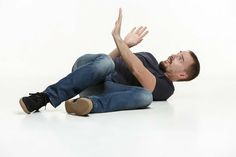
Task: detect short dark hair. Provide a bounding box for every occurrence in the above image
[180,50,200,81]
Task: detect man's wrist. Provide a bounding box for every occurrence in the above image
[113,34,122,40]
[113,35,131,48]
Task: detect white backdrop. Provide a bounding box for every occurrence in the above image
[1,1,236,157]
[0,0,236,87]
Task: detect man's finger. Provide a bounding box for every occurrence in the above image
[140,30,149,38]
[138,26,147,35]
[131,27,136,33]
[119,8,122,17]
[136,26,143,34]
[118,8,122,23]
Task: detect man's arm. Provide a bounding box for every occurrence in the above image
[112,9,156,92]
[113,36,156,92]
[109,26,147,59]
[109,48,120,60]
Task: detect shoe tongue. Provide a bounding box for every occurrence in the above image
[42,93,50,103]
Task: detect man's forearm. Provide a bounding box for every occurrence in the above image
[109,42,131,59]
[113,36,143,73]
[109,48,120,60]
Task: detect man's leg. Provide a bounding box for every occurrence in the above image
[67,81,153,114]
[20,53,115,113]
[71,53,108,72]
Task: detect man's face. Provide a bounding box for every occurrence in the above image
[160,50,194,80]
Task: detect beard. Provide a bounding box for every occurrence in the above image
[159,61,167,72]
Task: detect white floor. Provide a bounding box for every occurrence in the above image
[0,76,236,157]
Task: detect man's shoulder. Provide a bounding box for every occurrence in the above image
[135,51,159,65]
[134,51,154,56]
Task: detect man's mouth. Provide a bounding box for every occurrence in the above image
[167,56,172,64]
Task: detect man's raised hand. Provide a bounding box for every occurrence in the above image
[124,26,149,48]
[112,8,149,48]
[112,8,122,38]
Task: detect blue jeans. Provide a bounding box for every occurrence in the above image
[44,53,153,113]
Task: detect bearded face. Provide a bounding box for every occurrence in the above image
[159,51,194,80]
[159,55,175,73]
[159,61,167,72]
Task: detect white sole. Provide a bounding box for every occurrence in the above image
[19,98,30,114]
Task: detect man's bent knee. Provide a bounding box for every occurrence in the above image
[136,89,153,108]
[72,53,114,72]
[96,54,115,73]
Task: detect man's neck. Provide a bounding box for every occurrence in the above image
[164,72,176,82]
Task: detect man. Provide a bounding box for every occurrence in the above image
[19,9,200,116]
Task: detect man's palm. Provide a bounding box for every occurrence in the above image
[124,26,149,48]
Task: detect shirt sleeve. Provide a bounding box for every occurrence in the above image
[152,77,174,101]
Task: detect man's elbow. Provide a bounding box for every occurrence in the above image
[132,68,156,93]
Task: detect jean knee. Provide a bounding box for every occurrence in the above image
[72,53,114,72]
[72,54,91,72]
[136,89,153,107]
[96,54,115,73]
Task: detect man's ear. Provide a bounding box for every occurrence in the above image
[178,72,188,80]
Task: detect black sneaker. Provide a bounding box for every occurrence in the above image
[19,92,50,114]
